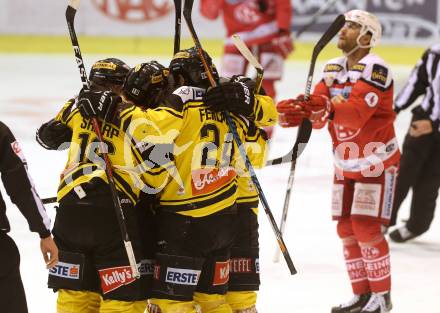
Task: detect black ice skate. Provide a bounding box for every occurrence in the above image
[331,293,371,313]
[389,226,417,243]
[360,292,392,313]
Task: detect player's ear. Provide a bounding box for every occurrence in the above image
[360,32,372,46]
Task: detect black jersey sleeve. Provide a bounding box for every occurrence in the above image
[0,121,51,238]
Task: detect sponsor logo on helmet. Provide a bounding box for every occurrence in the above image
[49,262,80,280]
[93,62,117,70]
[173,51,191,59]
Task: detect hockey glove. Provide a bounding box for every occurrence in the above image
[273,29,294,59]
[36,119,72,150]
[276,99,310,127]
[204,81,255,118]
[296,94,332,129]
[77,90,121,122]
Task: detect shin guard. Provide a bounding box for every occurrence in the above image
[360,238,391,293]
[342,238,370,295]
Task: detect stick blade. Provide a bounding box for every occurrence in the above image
[314,14,346,55]
[68,0,80,10]
[231,34,263,71]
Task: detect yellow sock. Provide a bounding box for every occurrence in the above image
[193,292,232,313]
[148,298,199,313]
[99,299,147,313]
[225,291,257,312]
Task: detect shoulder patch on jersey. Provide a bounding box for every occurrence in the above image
[324,63,344,73]
[351,63,366,72]
[172,86,206,104]
[371,64,388,86]
[364,92,379,108]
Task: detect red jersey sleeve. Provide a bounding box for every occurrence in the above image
[200,0,223,20]
[313,80,330,98]
[275,0,292,31]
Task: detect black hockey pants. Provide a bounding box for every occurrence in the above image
[390,128,440,235]
[0,231,28,313]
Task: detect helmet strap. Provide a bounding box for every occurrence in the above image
[344,27,372,57]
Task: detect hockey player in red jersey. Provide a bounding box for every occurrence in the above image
[276,10,398,313]
[200,0,293,138]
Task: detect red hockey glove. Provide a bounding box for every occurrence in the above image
[273,30,294,59]
[296,94,332,129]
[276,99,310,127]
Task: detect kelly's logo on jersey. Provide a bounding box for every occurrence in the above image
[213,261,230,286]
[99,265,136,294]
[91,0,171,23]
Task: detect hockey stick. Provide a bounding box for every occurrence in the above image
[183,0,297,275]
[295,0,341,39]
[231,34,264,94]
[65,0,140,278]
[42,197,57,205]
[273,14,345,263]
[173,0,182,54]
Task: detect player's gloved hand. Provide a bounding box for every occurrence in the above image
[204,81,255,118]
[77,90,121,122]
[36,119,72,150]
[273,29,294,59]
[296,94,332,129]
[276,99,310,127]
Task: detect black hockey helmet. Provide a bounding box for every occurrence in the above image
[169,46,218,89]
[122,61,168,108]
[89,58,130,89]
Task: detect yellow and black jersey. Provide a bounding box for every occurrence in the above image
[158,86,260,217]
[54,98,182,204]
[253,94,278,128]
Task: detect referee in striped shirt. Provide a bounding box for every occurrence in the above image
[389,44,440,242]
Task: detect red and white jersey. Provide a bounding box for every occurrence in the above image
[314,53,400,179]
[200,0,292,48]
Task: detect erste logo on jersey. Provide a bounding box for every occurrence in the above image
[49,262,80,280]
[165,267,201,285]
[91,0,171,23]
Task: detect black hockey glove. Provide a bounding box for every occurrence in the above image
[77,90,121,122]
[36,119,72,150]
[204,81,255,118]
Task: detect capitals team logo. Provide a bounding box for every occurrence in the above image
[91,0,172,23]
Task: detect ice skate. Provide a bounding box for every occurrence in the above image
[331,293,371,313]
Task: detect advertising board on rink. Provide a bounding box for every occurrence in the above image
[0,0,438,45]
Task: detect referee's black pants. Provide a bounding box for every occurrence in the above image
[0,231,28,313]
[391,129,440,235]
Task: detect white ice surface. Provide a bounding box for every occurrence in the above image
[0,54,439,312]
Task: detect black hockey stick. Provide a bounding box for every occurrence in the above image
[42,197,57,205]
[65,0,140,278]
[273,14,345,263]
[183,0,297,275]
[173,0,182,54]
[295,0,341,39]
